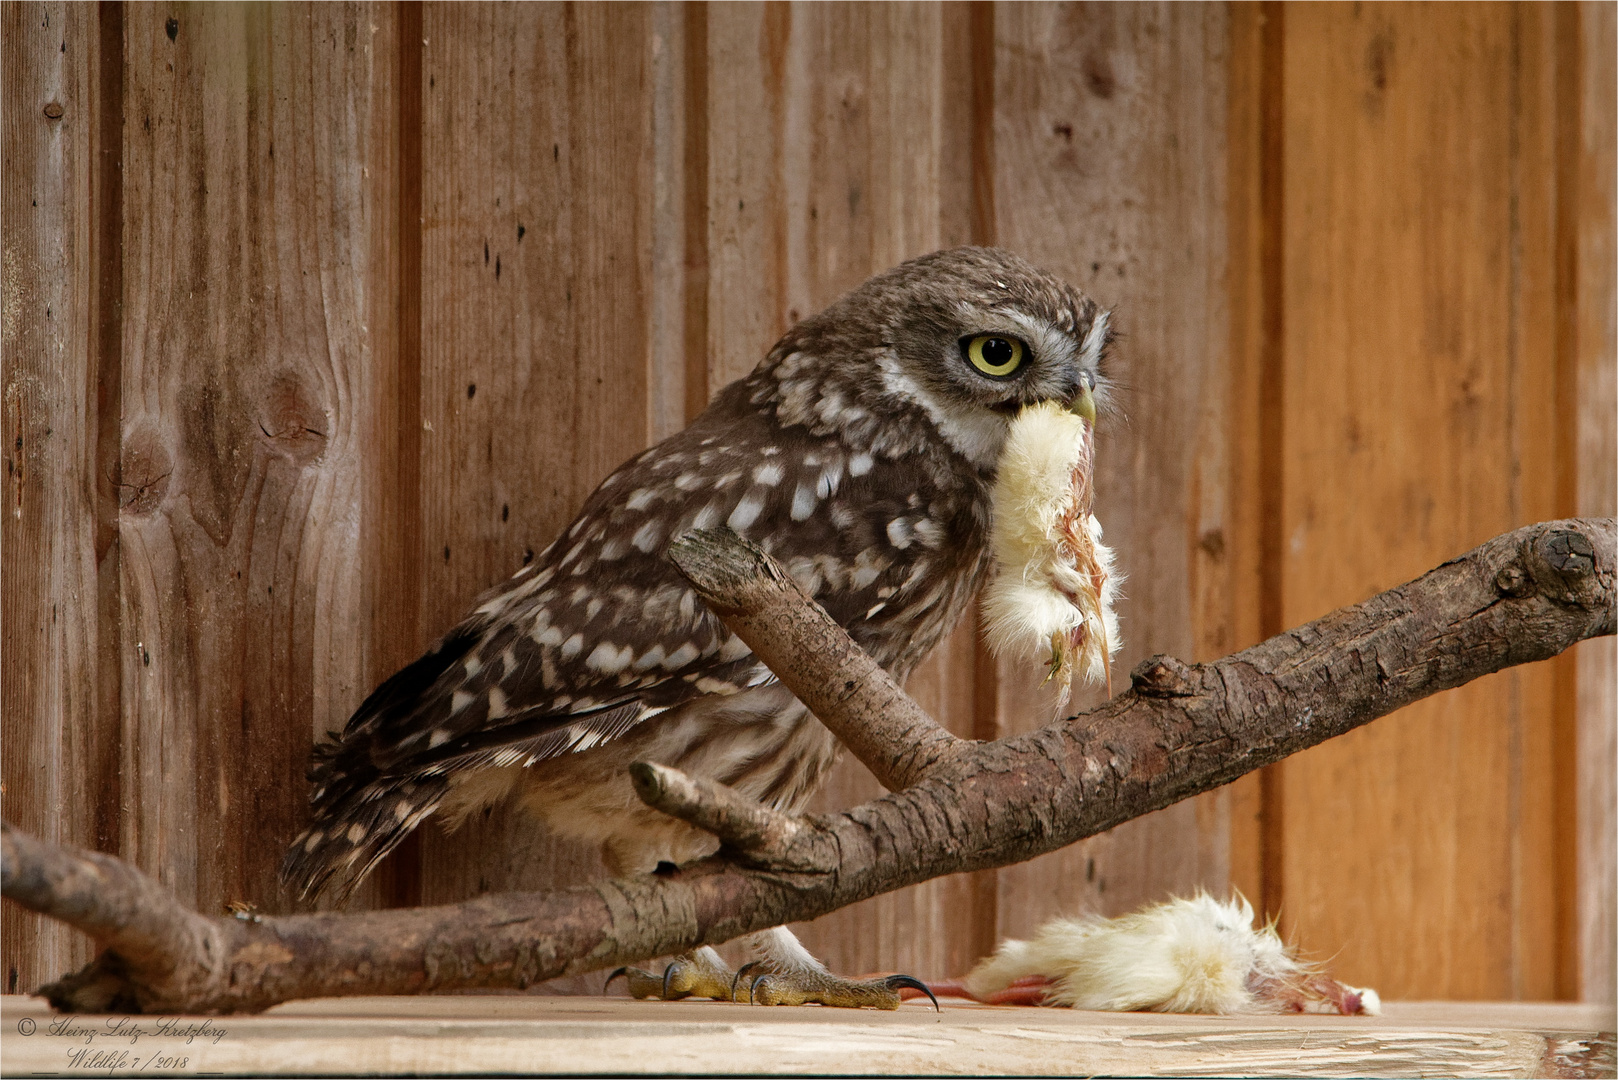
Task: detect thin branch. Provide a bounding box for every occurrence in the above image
[627,762,812,868]
[3,517,1612,1014]
[667,528,964,790]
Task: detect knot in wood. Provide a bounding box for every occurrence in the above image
[1524,528,1603,606]
[1130,654,1198,697]
[1493,563,1533,598]
[42,101,64,120]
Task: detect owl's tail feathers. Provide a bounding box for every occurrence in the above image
[279,738,450,906]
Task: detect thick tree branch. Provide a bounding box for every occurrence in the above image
[4,518,1612,1014]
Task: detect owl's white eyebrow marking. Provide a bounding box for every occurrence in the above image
[586,642,633,675]
[886,518,915,549]
[848,452,875,477]
[665,642,699,669]
[625,488,657,510]
[753,462,784,486]
[728,489,767,531]
[631,520,664,553]
[486,686,509,719]
[1079,308,1111,369]
[561,633,584,660]
[451,690,475,714]
[430,728,453,748]
[790,483,818,521]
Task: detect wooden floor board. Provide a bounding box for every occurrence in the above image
[2,996,1611,1078]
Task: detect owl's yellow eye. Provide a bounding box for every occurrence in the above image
[963,335,1026,378]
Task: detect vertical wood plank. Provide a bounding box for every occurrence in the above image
[410,7,664,995]
[114,2,393,918]
[1273,2,1564,999]
[988,1,1234,937]
[1512,0,1575,1003]
[1221,0,1280,918]
[1573,0,1616,1007]
[1,0,110,994]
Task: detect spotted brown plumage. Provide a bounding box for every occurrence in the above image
[281,249,1114,993]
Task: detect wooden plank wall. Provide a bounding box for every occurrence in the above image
[3,1,1612,1003]
[1223,1,1616,1003]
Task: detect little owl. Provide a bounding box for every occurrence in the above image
[282,246,1113,1007]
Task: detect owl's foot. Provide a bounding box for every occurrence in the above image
[607,946,737,1001]
[734,961,939,1010]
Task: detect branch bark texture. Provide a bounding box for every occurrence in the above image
[4,518,1612,1014]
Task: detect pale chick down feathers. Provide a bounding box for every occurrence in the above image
[964,893,1382,1016]
[981,399,1120,695]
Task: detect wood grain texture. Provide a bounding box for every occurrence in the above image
[112,1,393,921]
[6,995,1613,1079]
[1272,2,1576,1000]
[1,0,111,995]
[1573,0,1616,1007]
[409,3,661,966]
[987,1,1233,936]
[1221,0,1277,921]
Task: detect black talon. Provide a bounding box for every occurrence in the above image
[662,963,678,1000]
[885,974,940,1012]
[749,972,772,1005]
[732,961,761,1003]
[605,967,629,993]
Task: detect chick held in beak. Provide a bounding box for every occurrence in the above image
[981,397,1120,704]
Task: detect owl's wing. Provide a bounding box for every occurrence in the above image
[282,371,975,903]
[282,391,796,902]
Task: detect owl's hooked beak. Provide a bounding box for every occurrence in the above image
[1068,376,1097,425]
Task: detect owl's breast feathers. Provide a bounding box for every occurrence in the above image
[283,355,992,902]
